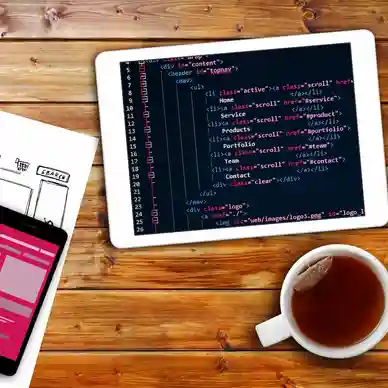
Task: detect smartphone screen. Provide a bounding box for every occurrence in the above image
[0,224,60,362]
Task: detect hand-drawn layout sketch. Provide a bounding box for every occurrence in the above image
[36,166,70,183]
[0,179,32,215]
[0,111,98,388]
[34,180,69,228]
[14,158,30,173]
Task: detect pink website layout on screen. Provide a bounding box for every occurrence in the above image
[0,224,59,361]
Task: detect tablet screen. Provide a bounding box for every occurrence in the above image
[120,43,364,235]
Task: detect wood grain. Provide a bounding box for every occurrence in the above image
[31,351,388,388]
[4,1,388,386]
[1,41,388,102]
[63,228,388,289]
[0,0,318,39]
[1,1,388,39]
[42,290,279,350]
[40,290,388,350]
[0,41,191,102]
[77,167,106,228]
[0,103,102,164]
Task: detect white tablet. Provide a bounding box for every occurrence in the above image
[95,29,388,248]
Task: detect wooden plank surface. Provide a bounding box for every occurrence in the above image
[2,3,388,386]
[62,228,388,289]
[0,0,301,39]
[1,1,388,39]
[41,290,388,350]
[1,41,388,102]
[0,41,147,102]
[43,290,279,350]
[31,351,388,388]
[77,167,106,228]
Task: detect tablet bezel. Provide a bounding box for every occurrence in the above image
[96,29,388,248]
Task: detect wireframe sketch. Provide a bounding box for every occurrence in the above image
[36,166,70,183]
[33,180,69,227]
[14,158,30,173]
[0,178,33,215]
[0,167,20,175]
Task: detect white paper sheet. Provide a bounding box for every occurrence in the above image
[0,111,98,387]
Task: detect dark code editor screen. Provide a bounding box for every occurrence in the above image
[120,43,365,235]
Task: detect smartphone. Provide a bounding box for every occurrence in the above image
[0,205,67,376]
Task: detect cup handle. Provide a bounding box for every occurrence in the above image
[255,314,291,347]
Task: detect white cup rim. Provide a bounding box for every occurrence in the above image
[280,244,388,358]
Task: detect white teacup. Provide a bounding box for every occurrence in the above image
[256,244,388,358]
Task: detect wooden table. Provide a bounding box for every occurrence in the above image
[1,1,388,387]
